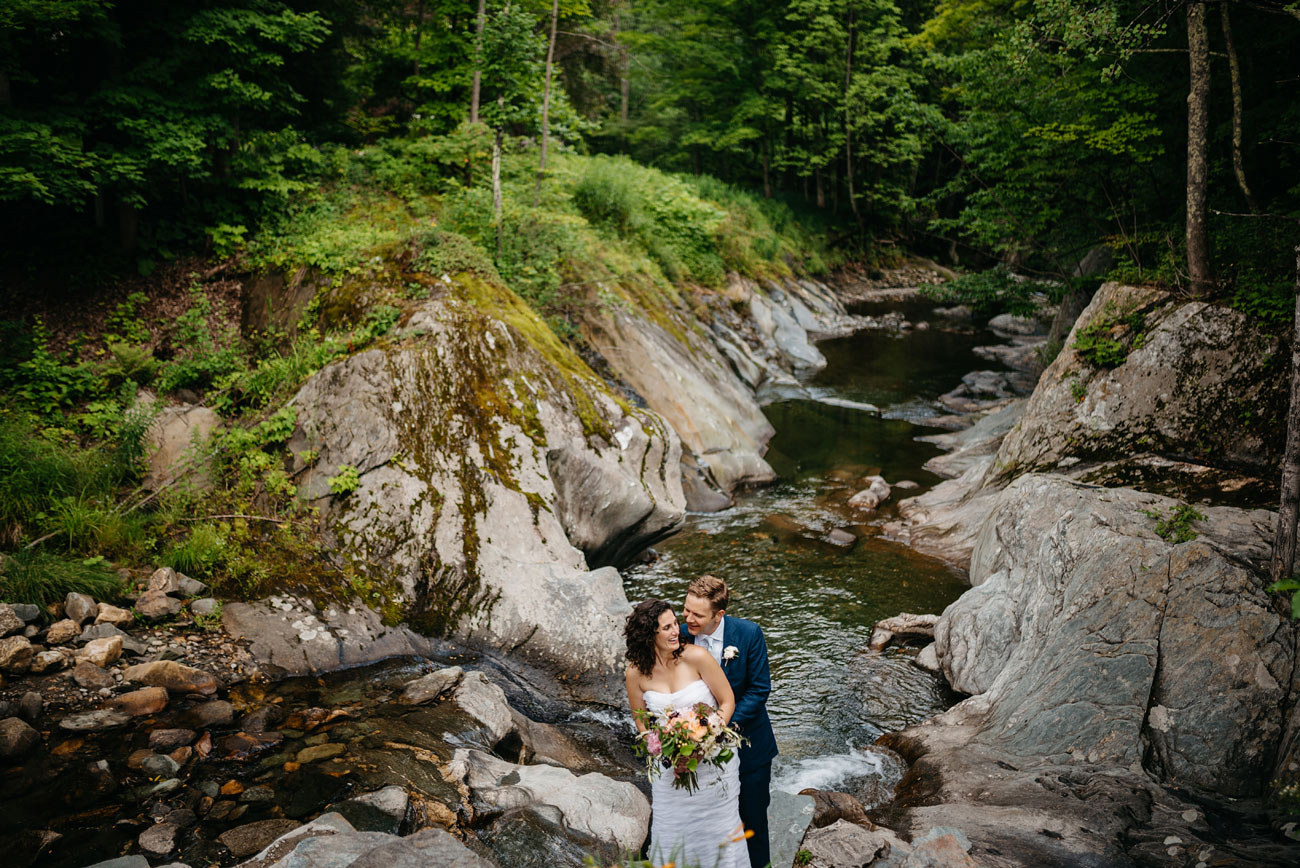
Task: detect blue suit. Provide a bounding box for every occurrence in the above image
[682,615,776,867]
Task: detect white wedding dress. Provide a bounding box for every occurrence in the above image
[642,679,751,868]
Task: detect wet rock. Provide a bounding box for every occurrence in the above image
[869,613,938,651]
[913,643,941,674]
[285,707,347,731]
[799,788,876,829]
[18,691,42,723]
[135,590,184,621]
[127,748,153,769]
[296,742,344,764]
[894,480,920,490]
[0,716,41,758]
[0,603,23,637]
[84,857,151,868]
[164,808,198,828]
[933,305,972,321]
[170,745,192,765]
[822,528,857,550]
[64,592,97,625]
[139,822,179,856]
[186,699,235,727]
[241,705,285,732]
[122,660,220,695]
[451,671,516,747]
[219,818,304,859]
[29,649,65,674]
[240,785,276,803]
[80,635,123,668]
[848,476,891,511]
[94,603,134,628]
[107,686,169,717]
[216,731,283,760]
[149,728,196,750]
[0,635,33,673]
[191,597,221,617]
[330,786,409,835]
[448,747,649,852]
[141,777,183,798]
[59,708,131,731]
[988,312,1046,336]
[72,661,115,689]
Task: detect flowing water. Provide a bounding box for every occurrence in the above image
[623,304,1005,863]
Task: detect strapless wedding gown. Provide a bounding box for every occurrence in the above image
[642,679,751,868]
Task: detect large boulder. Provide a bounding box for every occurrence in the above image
[266,285,684,698]
[447,748,649,853]
[995,283,1287,477]
[142,402,221,491]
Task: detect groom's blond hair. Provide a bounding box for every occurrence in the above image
[687,574,729,612]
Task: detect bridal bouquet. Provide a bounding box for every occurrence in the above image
[632,703,745,793]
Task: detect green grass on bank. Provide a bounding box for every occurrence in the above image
[0,136,846,613]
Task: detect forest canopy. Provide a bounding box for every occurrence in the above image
[2,0,1298,312]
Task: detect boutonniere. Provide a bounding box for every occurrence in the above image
[722,646,739,663]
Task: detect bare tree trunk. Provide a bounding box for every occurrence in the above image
[533,0,560,205]
[1220,4,1258,213]
[1273,245,1300,585]
[815,167,825,208]
[492,126,503,259]
[844,7,862,226]
[1186,1,1213,296]
[413,0,424,77]
[762,136,772,198]
[615,1,630,152]
[470,0,487,123]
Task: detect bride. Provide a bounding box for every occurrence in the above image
[624,599,751,868]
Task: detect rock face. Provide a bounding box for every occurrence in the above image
[272,284,686,698]
[143,402,220,491]
[877,474,1296,866]
[447,747,649,852]
[995,283,1287,476]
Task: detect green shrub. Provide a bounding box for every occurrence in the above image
[164,523,227,578]
[156,284,244,393]
[1073,303,1145,368]
[1143,503,1205,544]
[920,265,1066,317]
[412,228,503,283]
[0,550,125,609]
[327,464,360,496]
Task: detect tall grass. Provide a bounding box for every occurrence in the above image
[0,550,125,608]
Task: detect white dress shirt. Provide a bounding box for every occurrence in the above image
[696,616,725,664]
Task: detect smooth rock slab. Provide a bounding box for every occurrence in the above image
[234,813,355,868]
[220,819,305,859]
[348,828,495,868]
[59,709,131,731]
[448,748,649,852]
[397,666,461,706]
[106,685,169,716]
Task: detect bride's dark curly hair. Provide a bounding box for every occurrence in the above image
[625,599,681,676]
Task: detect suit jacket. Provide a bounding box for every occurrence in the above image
[681,615,778,771]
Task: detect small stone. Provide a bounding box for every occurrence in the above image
[894,479,920,490]
[149,728,197,751]
[220,779,245,796]
[239,784,275,802]
[296,742,345,763]
[29,649,66,674]
[822,528,857,549]
[169,746,192,765]
[147,567,181,594]
[59,709,131,731]
[64,592,98,625]
[134,590,184,621]
[0,635,33,674]
[122,660,220,695]
[44,619,79,645]
[80,635,123,668]
[97,687,112,698]
[143,778,182,798]
[158,646,186,661]
[190,598,221,617]
[94,603,135,629]
[142,754,180,777]
[18,691,42,723]
[197,780,220,798]
[23,624,39,638]
[106,686,169,717]
[177,576,210,597]
[11,604,40,623]
[138,822,178,856]
[164,808,197,828]
[215,731,282,760]
[241,705,285,732]
[0,717,42,758]
[127,748,153,769]
[72,661,115,690]
[0,603,24,637]
[186,699,235,727]
[217,819,302,859]
[399,667,463,706]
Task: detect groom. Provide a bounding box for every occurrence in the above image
[680,574,777,868]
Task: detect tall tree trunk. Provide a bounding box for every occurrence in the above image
[1220,4,1258,213]
[615,1,630,152]
[816,167,825,208]
[118,200,138,252]
[762,136,772,198]
[470,0,487,123]
[1185,1,1213,295]
[1273,245,1300,585]
[533,0,560,205]
[844,7,862,226]
[492,126,503,259]
[413,0,424,77]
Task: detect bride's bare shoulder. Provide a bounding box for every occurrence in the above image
[679,644,710,665]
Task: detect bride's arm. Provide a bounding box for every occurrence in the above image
[625,666,649,733]
[686,646,736,724]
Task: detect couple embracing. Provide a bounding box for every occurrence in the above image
[623,574,777,868]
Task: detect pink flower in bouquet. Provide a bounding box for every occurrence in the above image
[645,731,662,755]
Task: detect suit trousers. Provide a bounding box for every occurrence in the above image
[738,761,772,868]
